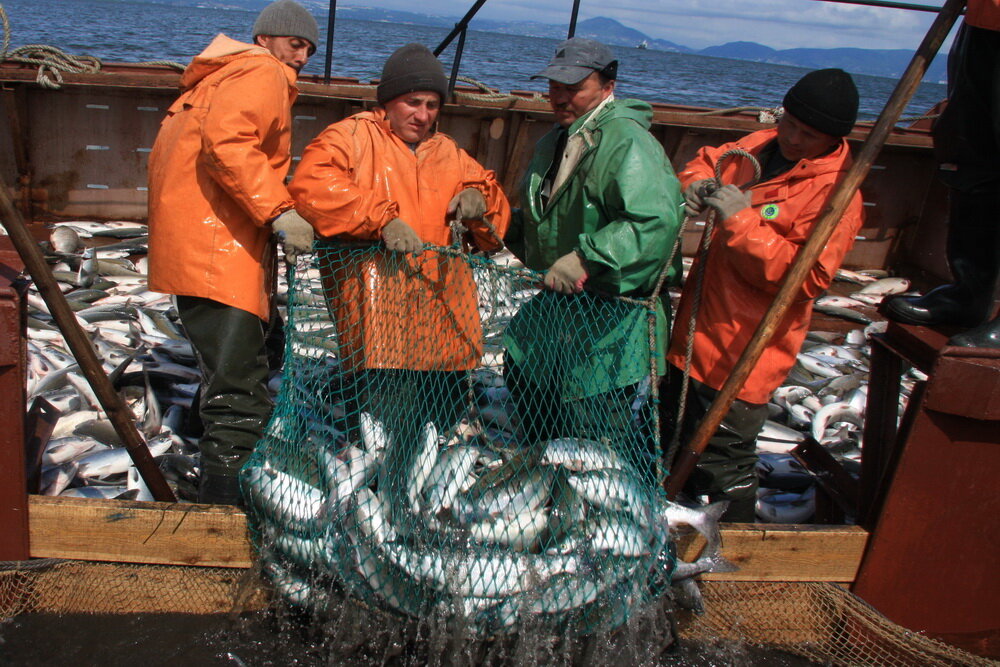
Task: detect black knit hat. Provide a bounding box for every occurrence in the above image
[252,0,319,55]
[782,68,859,137]
[376,44,449,105]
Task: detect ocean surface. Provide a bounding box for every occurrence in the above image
[1,0,947,121]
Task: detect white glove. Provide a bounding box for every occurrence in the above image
[543,251,588,294]
[683,178,715,216]
[447,188,488,221]
[381,217,423,254]
[271,209,314,264]
[705,184,752,221]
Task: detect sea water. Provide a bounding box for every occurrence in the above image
[1,0,946,121]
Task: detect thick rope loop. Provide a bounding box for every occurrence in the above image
[0,4,184,89]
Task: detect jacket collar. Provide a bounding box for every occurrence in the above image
[737,127,853,181]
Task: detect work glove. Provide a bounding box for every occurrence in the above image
[705,184,752,221]
[381,217,423,254]
[271,209,314,265]
[447,188,488,221]
[683,178,715,216]
[543,250,588,294]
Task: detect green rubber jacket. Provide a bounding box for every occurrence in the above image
[504,97,683,399]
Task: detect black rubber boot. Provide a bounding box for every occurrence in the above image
[884,191,999,327]
[198,472,243,506]
[949,314,1000,348]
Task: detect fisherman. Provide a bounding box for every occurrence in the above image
[147,0,319,505]
[289,44,510,471]
[662,68,863,521]
[503,38,683,463]
[884,0,1000,348]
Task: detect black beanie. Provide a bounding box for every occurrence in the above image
[377,43,449,106]
[782,68,859,137]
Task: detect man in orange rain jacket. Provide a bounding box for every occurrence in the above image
[290,43,510,454]
[148,0,318,504]
[663,69,864,521]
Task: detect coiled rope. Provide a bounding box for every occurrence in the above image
[0,3,183,90]
[662,148,761,474]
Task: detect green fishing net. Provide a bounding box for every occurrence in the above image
[242,241,677,637]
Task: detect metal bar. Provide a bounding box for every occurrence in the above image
[812,0,954,12]
[433,0,488,56]
[664,0,967,500]
[568,0,582,38]
[860,335,904,526]
[323,0,338,85]
[0,184,177,502]
[447,26,467,100]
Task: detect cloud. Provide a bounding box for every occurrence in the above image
[365,0,950,51]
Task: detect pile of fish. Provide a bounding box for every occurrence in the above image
[27,221,207,500]
[749,269,926,523]
[246,409,733,634]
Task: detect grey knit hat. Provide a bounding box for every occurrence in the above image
[376,43,449,105]
[252,0,319,55]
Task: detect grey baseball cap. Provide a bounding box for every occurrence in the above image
[532,37,617,85]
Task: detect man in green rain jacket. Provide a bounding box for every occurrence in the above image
[503,38,683,467]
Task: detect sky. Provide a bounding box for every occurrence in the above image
[343,0,955,51]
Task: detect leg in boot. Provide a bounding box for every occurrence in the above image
[884,191,999,327]
[949,312,1000,348]
[178,296,273,505]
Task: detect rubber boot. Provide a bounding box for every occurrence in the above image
[198,472,243,506]
[949,313,1000,348]
[884,191,999,327]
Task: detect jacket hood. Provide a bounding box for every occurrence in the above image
[180,34,286,90]
[571,97,653,134]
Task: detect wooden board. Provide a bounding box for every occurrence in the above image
[28,496,254,568]
[677,523,868,583]
[29,496,867,582]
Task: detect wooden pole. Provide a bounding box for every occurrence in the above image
[0,185,177,502]
[665,0,966,499]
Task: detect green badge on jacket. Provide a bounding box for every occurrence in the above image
[761,203,780,220]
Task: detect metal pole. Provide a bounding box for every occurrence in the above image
[811,0,953,12]
[447,26,467,100]
[323,0,337,84]
[434,0,488,56]
[0,185,177,502]
[568,0,582,38]
[664,0,967,500]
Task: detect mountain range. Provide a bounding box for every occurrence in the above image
[136,1,948,82]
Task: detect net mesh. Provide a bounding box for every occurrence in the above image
[240,241,674,636]
[0,561,994,666]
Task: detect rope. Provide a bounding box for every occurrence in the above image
[662,148,762,474]
[451,74,520,103]
[0,4,184,90]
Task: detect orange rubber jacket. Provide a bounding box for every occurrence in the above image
[666,128,864,404]
[148,34,298,320]
[967,0,1000,32]
[289,110,511,371]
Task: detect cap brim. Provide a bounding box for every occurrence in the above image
[531,65,594,85]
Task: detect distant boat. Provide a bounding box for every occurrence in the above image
[637,40,648,49]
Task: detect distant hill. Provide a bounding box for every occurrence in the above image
[700,42,948,82]
[135,1,947,81]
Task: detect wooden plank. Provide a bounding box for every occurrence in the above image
[29,495,867,582]
[28,495,253,568]
[676,524,868,583]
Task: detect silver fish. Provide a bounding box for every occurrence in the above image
[76,435,172,479]
[242,464,324,534]
[541,437,623,472]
